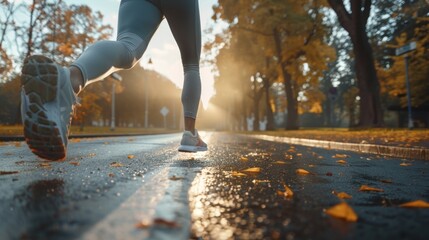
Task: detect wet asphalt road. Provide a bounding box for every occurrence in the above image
[0,132,429,240]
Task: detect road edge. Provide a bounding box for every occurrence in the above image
[246,134,429,161]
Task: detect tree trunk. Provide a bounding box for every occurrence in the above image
[328,0,384,127]
[273,27,298,130]
[352,34,384,127]
[263,77,275,130]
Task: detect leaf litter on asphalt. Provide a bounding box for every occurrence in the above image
[325,202,358,222]
[359,185,384,192]
[110,162,123,167]
[242,167,261,173]
[399,200,429,208]
[277,184,294,199]
[296,168,310,175]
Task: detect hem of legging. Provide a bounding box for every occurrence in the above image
[184,112,197,119]
[70,63,88,86]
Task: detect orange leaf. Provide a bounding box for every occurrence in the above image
[359,185,383,192]
[296,153,303,157]
[325,202,358,222]
[278,184,294,198]
[240,156,249,161]
[128,155,135,159]
[332,154,349,158]
[336,160,347,164]
[242,167,261,173]
[273,161,287,165]
[69,162,80,166]
[296,169,310,175]
[110,162,123,167]
[109,173,115,177]
[399,200,429,208]
[335,192,352,199]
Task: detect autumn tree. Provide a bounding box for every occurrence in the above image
[211,0,335,129]
[327,0,385,127]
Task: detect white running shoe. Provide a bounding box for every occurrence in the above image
[178,130,208,152]
[21,55,78,160]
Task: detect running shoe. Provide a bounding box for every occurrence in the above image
[178,130,208,152]
[20,55,77,160]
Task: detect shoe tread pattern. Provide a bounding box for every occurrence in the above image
[21,55,66,160]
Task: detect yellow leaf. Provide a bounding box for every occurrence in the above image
[296,153,303,157]
[336,160,347,164]
[296,169,310,175]
[39,163,51,168]
[400,162,412,166]
[240,156,249,161]
[231,171,246,177]
[273,161,287,165]
[399,200,429,208]
[128,155,135,159]
[335,192,352,199]
[243,167,261,173]
[110,162,123,167]
[332,154,349,158]
[325,202,358,222]
[359,185,384,192]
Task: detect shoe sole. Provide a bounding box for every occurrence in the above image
[21,55,66,160]
[178,145,208,152]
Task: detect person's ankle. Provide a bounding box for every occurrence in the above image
[69,67,84,94]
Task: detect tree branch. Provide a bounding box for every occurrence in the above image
[327,0,352,33]
[362,0,372,26]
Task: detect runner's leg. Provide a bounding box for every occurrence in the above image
[163,0,201,133]
[71,0,163,88]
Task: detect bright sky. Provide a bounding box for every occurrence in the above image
[66,0,219,107]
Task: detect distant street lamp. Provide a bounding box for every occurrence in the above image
[144,58,153,128]
[396,41,417,129]
[110,72,122,131]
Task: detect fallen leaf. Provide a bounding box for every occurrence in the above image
[296,153,303,157]
[359,185,383,192]
[273,161,287,165]
[332,154,349,158]
[135,221,151,229]
[240,156,249,161]
[69,162,80,166]
[336,160,347,164]
[153,218,179,228]
[169,175,184,181]
[308,164,315,168]
[231,171,246,177]
[0,170,19,175]
[243,167,261,173]
[380,179,393,184]
[88,153,96,157]
[287,149,296,153]
[277,184,294,198]
[39,163,51,168]
[109,173,115,177]
[400,162,412,166]
[334,191,352,199]
[252,179,270,184]
[399,200,429,208]
[325,202,358,222]
[128,155,135,159]
[318,156,324,159]
[296,169,310,175]
[110,162,123,167]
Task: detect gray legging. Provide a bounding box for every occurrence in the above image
[71,0,201,119]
